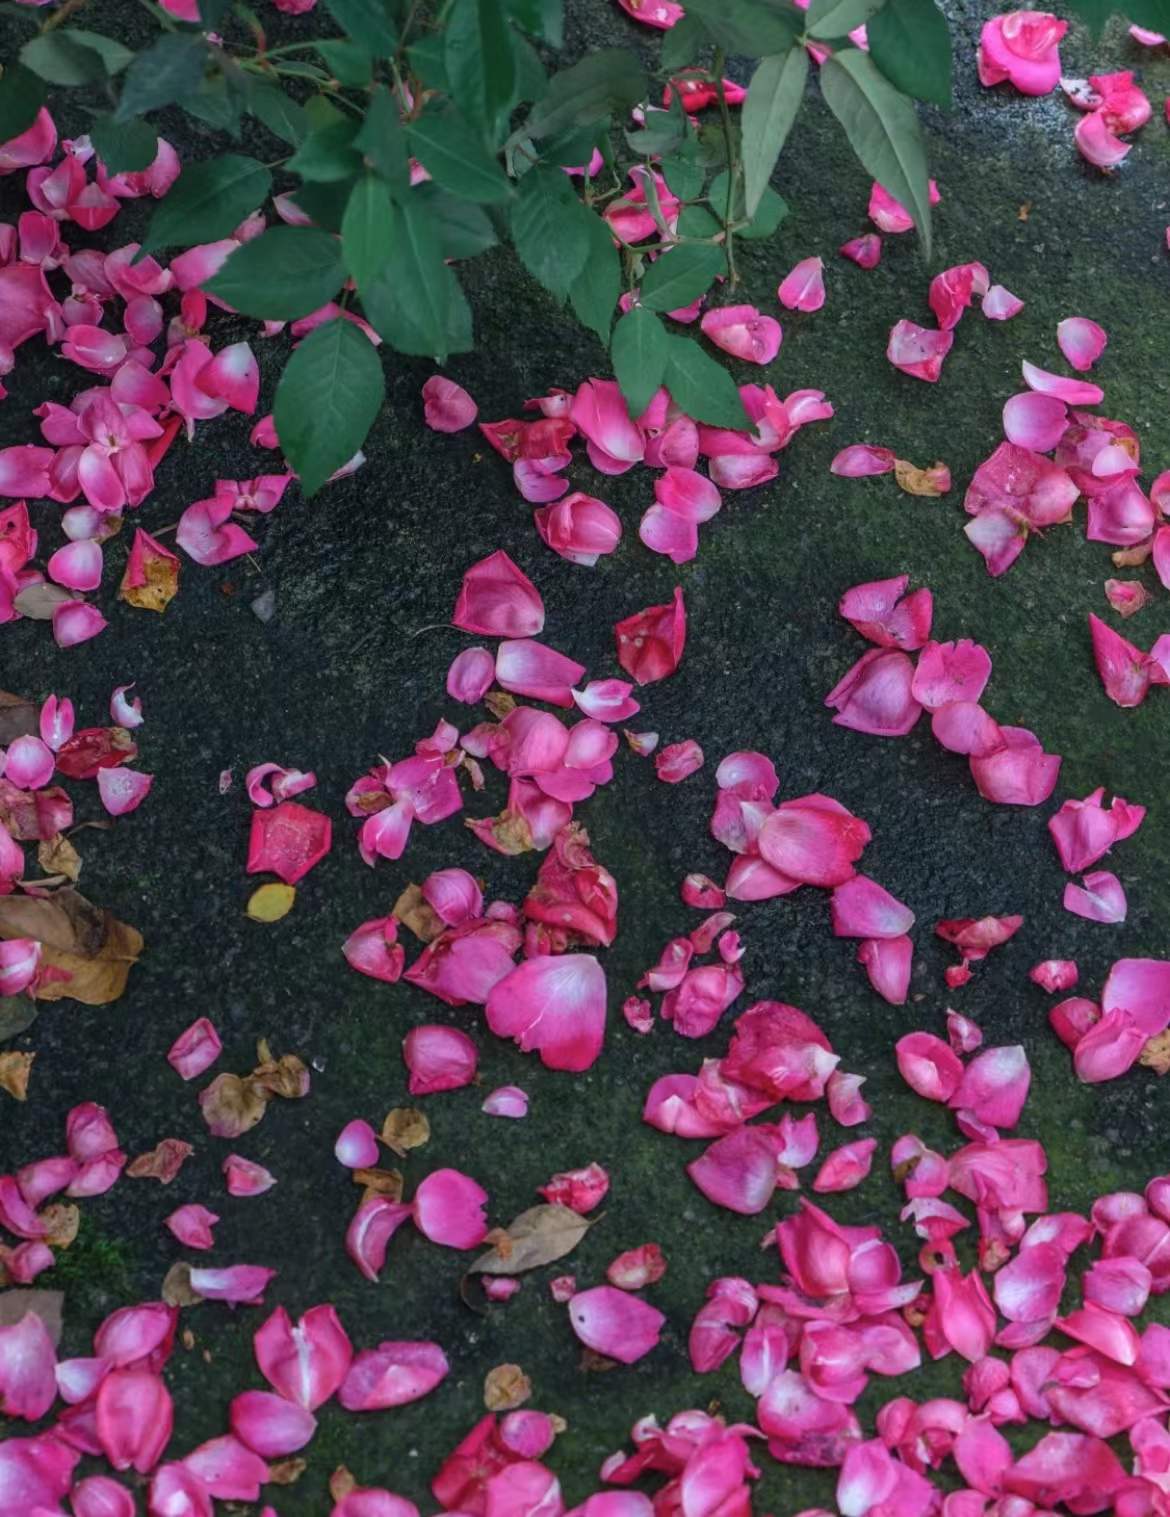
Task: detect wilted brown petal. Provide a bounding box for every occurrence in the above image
[0,690,38,745]
[163,1261,203,1307]
[1140,1031,1170,1075]
[483,692,516,719]
[38,1204,79,1249]
[329,1468,357,1502]
[199,1074,270,1139]
[269,1459,307,1486]
[894,458,950,497]
[381,1107,431,1156]
[37,834,82,882]
[0,889,142,1005]
[127,1138,195,1183]
[353,1167,404,1203]
[464,809,534,855]
[0,1051,34,1101]
[484,1363,532,1411]
[470,1205,592,1277]
[392,884,444,943]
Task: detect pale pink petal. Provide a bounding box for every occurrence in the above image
[188,1264,275,1303]
[827,1070,872,1126]
[3,734,54,790]
[700,305,782,365]
[412,1168,488,1248]
[182,1435,268,1500]
[96,1369,173,1472]
[403,1024,478,1095]
[166,1203,219,1250]
[496,639,585,707]
[656,739,705,784]
[483,1085,529,1118]
[0,1311,57,1421]
[334,1119,380,1168]
[423,869,483,926]
[47,538,103,592]
[52,599,108,648]
[230,1389,317,1456]
[983,284,1024,320]
[1022,359,1104,405]
[447,647,495,704]
[778,257,825,312]
[1057,317,1107,371]
[1003,391,1068,450]
[1064,870,1127,923]
[931,701,1004,756]
[1089,612,1150,707]
[568,1285,664,1363]
[97,767,153,816]
[831,445,896,477]
[167,1018,222,1080]
[951,1044,1030,1128]
[486,953,606,1071]
[338,1341,449,1410]
[687,1126,784,1214]
[826,648,923,736]
[423,375,477,432]
[830,875,914,938]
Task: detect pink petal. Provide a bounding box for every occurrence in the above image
[167,1017,222,1080]
[568,1285,664,1363]
[166,1204,219,1250]
[188,1264,276,1303]
[254,1304,353,1409]
[887,320,953,383]
[345,1198,414,1281]
[97,767,153,816]
[447,647,495,704]
[483,1085,529,1118]
[758,797,870,886]
[197,341,259,412]
[826,648,923,736]
[831,445,896,477]
[687,1126,785,1214]
[838,576,933,649]
[912,639,993,710]
[338,1341,449,1410]
[1022,359,1104,406]
[969,725,1061,806]
[412,1167,488,1248]
[453,550,544,636]
[423,375,477,432]
[1074,1007,1146,1082]
[52,599,108,648]
[983,284,1024,320]
[0,1311,57,1421]
[571,377,643,471]
[1003,391,1068,450]
[335,1119,380,1168]
[1076,109,1131,167]
[486,953,607,1072]
[495,639,585,707]
[951,1044,1031,1128]
[931,701,1003,756]
[3,735,54,790]
[700,305,782,365]
[830,875,914,938]
[223,1154,277,1196]
[246,800,331,883]
[182,1435,269,1500]
[1089,612,1150,707]
[96,1369,173,1472]
[403,1024,478,1095]
[812,1138,877,1193]
[1058,317,1108,371]
[1064,869,1127,923]
[47,538,103,592]
[1048,788,1145,871]
[655,739,705,784]
[534,492,622,566]
[896,1032,963,1101]
[840,234,882,269]
[778,257,826,312]
[230,1389,317,1456]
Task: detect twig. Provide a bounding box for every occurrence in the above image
[713,49,739,289]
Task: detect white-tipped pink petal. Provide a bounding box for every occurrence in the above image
[700,305,782,364]
[3,734,54,790]
[230,1389,317,1456]
[47,538,103,592]
[97,767,153,816]
[778,256,825,312]
[0,1311,57,1421]
[223,1154,277,1196]
[1075,109,1130,167]
[495,639,585,707]
[188,1264,276,1303]
[568,1285,664,1363]
[197,341,259,412]
[983,284,1024,320]
[412,1168,488,1249]
[831,445,896,477]
[335,1119,380,1168]
[486,953,607,1072]
[446,646,495,704]
[812,1138,877,1193]
[1064,869,1127,923]
[1057,317,1107,371]
[483,1085,529,1118]
[110,684,144,728]
[1021,359,1104,405]
[830,875,914,938]
[423,376,477,432]
[951,1044,1031,1129]
[254,1304,353,1409]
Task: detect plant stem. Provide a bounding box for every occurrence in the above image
[712,47,739,289]
[42,0,90,31]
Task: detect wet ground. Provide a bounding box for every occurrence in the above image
[3,1,1170,1511]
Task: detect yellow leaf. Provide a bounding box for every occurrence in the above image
[247,883,296,922]
[120,551,179,613]
[893,458,951,497]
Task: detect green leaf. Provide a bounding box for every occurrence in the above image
[510,166,591,299]
[866,0,951,105]
[640,243,724,312]
[664,335,749,428]
[416,184,498,259]
[611,306,670,418]
[322,0,398,53]
[247,80,311,144]
[1127,0,1170,33]
[446,0,516,128]
[341,173,394,289]
[317,39,373,86]
[140,154,271,256]
[679,0,798,57]
[625,92,688,157]
[508,0,563,45]
[738,185,788,238]
[115,34,207,121]
[661,13,707,70]
[526,48,645,139]
[806,0,885,40]
[286,178,357,234]
[365,197,454,357]
[89,116,158,175]
[509,29,548,110]
[407,108,512,203]
[274,318,385,497]
[288,119,363,182]
[21,29,131,86]
[355,85,410,191]
[0,63,45,143]
[741,47,808,215]
[676,204,721,238]
[1061,0,1115,31]
[569,210,620,345]
[205,227,346,320]
[407,34,449,92]
[181,78,243,136]
[197,0,234,24]
[660,153,704,202]
[819,48,931,259]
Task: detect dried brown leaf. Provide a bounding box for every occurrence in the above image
[199,1073,270,1139]
[465,809,533,855]
[1114,542,1152,568]
[120,551,179,613]
[0,1051,33,1100]
[269,1458,307,1486]
[381,1107,430,1156]
[162,1261,203,1307]
[483,691,516,719]
[0,889,142,1005]
[330,1468,357,1502]
[893,458,950,497]
[127,1138,194,1183]
[0,691,38,746]
[0,1288,64,1344]
[37,834,81,883]
[469,1204,592,1277]
[484,1363,532,1411]
[250,1051,309,1100]
[353,1166,404,1203]
[392,884,443,943]
[1141,1031,1170,1075]
[38,1204,79,1249]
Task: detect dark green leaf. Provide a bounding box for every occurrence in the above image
[359,197,454,358]
[510,166,591,299]
[612,306,670,417]
[362,260,473,357]
[640,243,724,312]
[707,166,742,223]
[115,34,207,121]
[569,210,620,345]
[205,227,346,320]
[664,335,749,428]
[660,153,704,201]
[741,47,808,215]
[181,78,243,136]
[509,29,548,109]
[679,0,798,57]
[1127,0,1170,32]
[322,0,397,53]
[317,40,373,86]
[676,204,721,238]
[1061,0,1115,31]
[21,29,130,86]
[625,92,688,157]
[526,48,645,139]
[355,85,410,191]
[197,0,234,24]
[407,108,512,203]
[738,185,788,237]
[661,14,708,71]
[819,48,931,258]
[446,0,516,128]
[89,116,158,175]
[141,154,271,256]
[341,173,394,289]
[247,81,311,145]
[807,0,885,39]
[542,122,607,169]
[274,319,385,496]
[286,178,357,234]
[866,0,951,104]
[407,34,449,91]
[508,0,563,45]
[417,184,498,259]
[288,119,363,182]
[0,63,45,144]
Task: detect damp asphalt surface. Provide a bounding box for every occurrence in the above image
[3,1,1170,1511]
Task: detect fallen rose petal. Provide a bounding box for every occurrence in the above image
[568,1285,664,1363]
[778,257,825,312]
[254,1304,353,1409]
[403,1024,478,1095]
[453,551,544,637]
[486,954,607,1072]
[413,1167,488,1248]
[1064,870,1127,923]
[423,376,477,432]
[230,1389,317,1457]
[339,1340,449,1410]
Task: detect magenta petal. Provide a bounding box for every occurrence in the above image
[335,1119,380,1168]
[0,1311,57,1421]
[688,1127,784,1214]
[830,875,914,938]
[896,1032,963,1102]
[188,1264,275,1303]
[412,1167,488,1249]
[403,1024,478,1095]
[700,305,782,364]
[831,445,896,478]
[1063,870,1127,923]
[778,256,826,312]
[486,953,607,1071]
[423,375,477,432]
[346,1198,414,1282]
[166,1203,219,1250]
[230,1389,317,1457]
[254,1304,353,1409]
[812,1138,877,1193]
[1022,359,1104,406]
[446,646,495,704]
[338,1341,449,1410]
[950,1044,1031,1128]
[1003,391,1068,451]
[167,1017,222,1080]
[826,648,923,736]
[1057,316,1107,371]
[983,284,1024,320]
[452,550,544,637]
[568,1285,664,1363]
